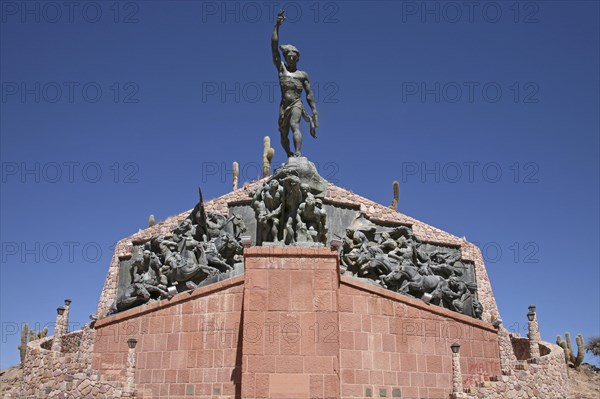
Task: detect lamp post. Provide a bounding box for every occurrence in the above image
[451,342,464,398]
[125,338,138,396]
[51,306,66,352]
[63,299,71,334]
[527,305,541,359]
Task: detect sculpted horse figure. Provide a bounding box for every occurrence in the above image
[214,233,243,267]
[358,247,395,282]
[167,238,219,288]
[111,283,151,314]
[382,263,444,297]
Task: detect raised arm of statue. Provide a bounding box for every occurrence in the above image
[271,10,285,70]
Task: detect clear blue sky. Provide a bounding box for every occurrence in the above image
[1,1,598,369]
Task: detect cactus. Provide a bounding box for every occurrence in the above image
[574,333,585,367]
[148,214,155,227]
[37,327,48,339]
[232,161,239,190]
[18,324,49,366]
[556,335,570,363]
[262,136,275,178]
[390,180,399,210]
[18,323,28,365]
[557,332,585,368]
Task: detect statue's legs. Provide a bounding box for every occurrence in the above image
[289,107,303,157]
[279,124,293,158]
[256,222,264,245]
[284,216,295,244]
[270,218,279,242]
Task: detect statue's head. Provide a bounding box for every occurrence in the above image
[152,235,164,244]
[269,179,279,190]
[280,44,300,66]
[180,219,190,229]
[143,250,151,260]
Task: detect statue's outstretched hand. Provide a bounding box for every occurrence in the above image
[276,10,285,26]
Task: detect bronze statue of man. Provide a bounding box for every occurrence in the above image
[272,10,319,158]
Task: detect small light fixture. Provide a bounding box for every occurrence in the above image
[240,236,252,248]
[528,304,536,314]
[451,342,461,354]
[57,306,65,316]
[127,338,138,349]
[64,298,72,306]
[89,314,98,321]
[527,311,535,322]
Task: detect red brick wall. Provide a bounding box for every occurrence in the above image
[338,278,501,399]
[93,276,244,398]
[92,249,500,399]
[242,247,341,399]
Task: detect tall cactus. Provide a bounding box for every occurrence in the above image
[262,136,275,178]
[556,335,570,363]
[18,324,49,366]
[37,327,48,339]
[232,161,239,190]
[18,323,28,365]
[557,332,585,368]
[390,180,399,210]
[573,333,585,367]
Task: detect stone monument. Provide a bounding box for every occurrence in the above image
[7,11,571,399]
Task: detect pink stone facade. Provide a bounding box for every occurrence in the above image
[337,277,500,399]
[92,277,245,398]
[88,247,502,398]
[241,247,341,399]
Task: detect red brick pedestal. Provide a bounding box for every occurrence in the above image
[92,247,501,399]
[241,247,340,399]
